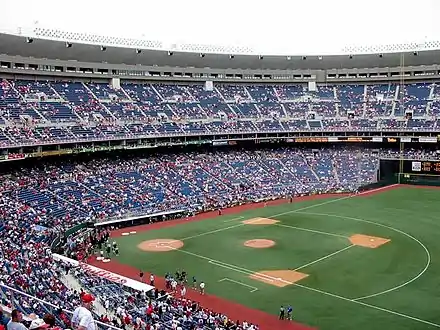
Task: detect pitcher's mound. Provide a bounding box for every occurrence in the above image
[349,234,390,248]
[249,270,308,287]
[138,239,184,252]
[242,217,279,225]
[244,239,275,249]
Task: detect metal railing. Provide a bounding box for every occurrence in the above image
[0,283,121,330]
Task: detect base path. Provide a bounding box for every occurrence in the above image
[349,234,390,248]
[137,239,184,252]
[244,239,276,249]
[250,270,309,287]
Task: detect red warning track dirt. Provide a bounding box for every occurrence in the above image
[106,185,400,330]
[244,239,275,249]
[137,239,184,252]
[349,234,390,248]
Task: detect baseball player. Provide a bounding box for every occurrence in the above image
[192,276,197,289]
[199,281,205,295]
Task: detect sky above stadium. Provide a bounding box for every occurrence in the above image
[1,0,439,55]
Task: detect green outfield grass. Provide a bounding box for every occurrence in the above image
[114,186,440,330]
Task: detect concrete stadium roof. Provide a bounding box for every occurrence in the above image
[1,32,440,71]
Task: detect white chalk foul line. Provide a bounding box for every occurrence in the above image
[294,245,355,271]
[222,216,245,223]
[264,184,400,221]
[275,223,348,239]
[296,211,431,302]
[177,246,439,328]
[218,278,258,292]
[160,185,399,246]
[163,195,352,245]
[152,184,435,325]
[209,260,274,282]
[163,184,438,328]
[292,282,440,328]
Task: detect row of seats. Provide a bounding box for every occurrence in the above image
[0,117,437,147]
[1,80,440,124]
[72,265,251,330]
[0,148,378,223]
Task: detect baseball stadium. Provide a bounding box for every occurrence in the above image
[1,1,440,330]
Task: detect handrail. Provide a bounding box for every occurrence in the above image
[0,283,121,330]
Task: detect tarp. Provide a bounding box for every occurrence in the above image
[52,253,155,292]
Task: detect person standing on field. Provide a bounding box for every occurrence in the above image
[287,305,293,320]
[279,306,285,320]
[199,281,205,295]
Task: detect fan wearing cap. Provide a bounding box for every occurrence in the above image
[29,319,49,330]
[71,293,96,330]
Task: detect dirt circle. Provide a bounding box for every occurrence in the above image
[244,239,275,249]
[137,239,184,252]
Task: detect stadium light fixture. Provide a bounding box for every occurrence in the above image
[65,42,72,48]
[135,49,141,54]
[100,46,107,51]
[168,51,173,56]
[26,37,33,44]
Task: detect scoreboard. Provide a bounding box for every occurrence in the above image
[404,160,440,174]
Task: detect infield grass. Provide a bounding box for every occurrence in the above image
[114,187,440,330]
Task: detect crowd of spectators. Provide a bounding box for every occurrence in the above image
[0,146,383,329]
[1,80,439,147]
[0,141,438,329]
[1,76,439,329]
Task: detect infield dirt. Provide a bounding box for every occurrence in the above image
[242,217,279,225]
[249,270,309,287]
[243,239,276,248]
[137,239,184,252]
[349,234,390,248]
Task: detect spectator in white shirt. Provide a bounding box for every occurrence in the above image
[199,281,205,295]
[7,310,28,330]
[71,293,96,330]
[28,319,49,330]
[180,285,186,297]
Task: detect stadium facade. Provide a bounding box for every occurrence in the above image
[0,31,440,160]
[1,29,440,330]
